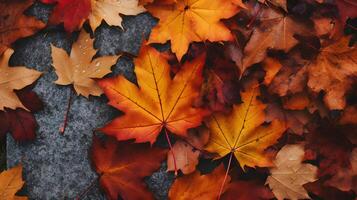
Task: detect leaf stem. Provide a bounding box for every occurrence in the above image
[59,88,73,134]
[164,128,178,176]
[246,4,262,28]
[217,152,233,200]
[75,176,99,200]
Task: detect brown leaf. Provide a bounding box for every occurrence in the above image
[325,148,357,193]
[222,180,274,200]
[241,8,309,72]
[51,30,120,97]
[169,164,230,199]
[307,36,357,110]
[0,0,45,55]
[266,144,318,200]
[0,48,42,111]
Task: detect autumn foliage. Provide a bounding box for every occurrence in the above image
[0,0,356,199]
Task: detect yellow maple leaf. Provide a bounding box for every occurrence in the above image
[147,0,239,60]
[89,0,146,30]
[50,30,120,97]
[0,48,42,111]
[0,165,28,200]
[98,45,207,144]
[266,144,317,200]
[205,87,286,169]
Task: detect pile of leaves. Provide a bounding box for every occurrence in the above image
[0,0,356,199]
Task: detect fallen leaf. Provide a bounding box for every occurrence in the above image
[305,126,354,177]
[91,135,167,200]
[259,0,287,11]
[262,57,282,85]
[222,180,274,200]
[50,30,120,97]
[98,46,207,144]
[0,165,27,200]
[0,82,42,142]
[266,144,318,200]
[167,140,200,175]
[42,0,91,33]
[282,92,310,110]
[147,0,239,60]
[0,48,42,111]
[169,164,230,199]
[0,0,45,55]
[241,8,309,73]
[265,102,311,135]
[335,0,357,23]
[167,128,209,174]
[339,106,357,124]
[89,0,145,30]
[325,148,357,193]
[307,36,357,110]
[269,64,307,97]
[205,87,286,169]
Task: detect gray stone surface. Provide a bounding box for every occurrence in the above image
[7,3,174,200]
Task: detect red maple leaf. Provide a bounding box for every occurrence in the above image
[42,0,91,33]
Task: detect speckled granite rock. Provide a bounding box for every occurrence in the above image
[7,2,174,199]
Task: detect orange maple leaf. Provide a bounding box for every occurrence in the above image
[98,46,207,144]
[146,0,239,60]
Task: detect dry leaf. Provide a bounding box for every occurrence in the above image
[147,0,239,60]
[307,36,357,110]
[89,0,145,30]
[205,87,286,169]
[0,49,42,111]
[169,164,230,200]
[325,148,357,192]
[0,0,45,55]
[91,136,166,200]
[51,30,120,97]
[98,46,207,144]
[266,144,318,200]
[0,165,28,200]
[241,8,309,72]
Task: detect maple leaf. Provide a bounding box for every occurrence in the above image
[42,0,91,33]
[91,135,166,200]
[0,85,43,141]
[98,46,207,144]
[222,180,274,200]
[50,30,120,97]
[0,0,45,55]
[167,140,200,175]
[167,128,209,174]
[335,0,357,23]
[339,106,357,124]
[262,57,282,85]
[268,64,307,97]
[259,0,287,11]
[169,164,230,199]
[0,165,27,200]
[146,0,239,60]
[266,144,318,200]
[89,0,145,30]
[307,36,357,110]
[240,8,309,73]
[205,87,286,169]
[265,102,311,135]
[305,126,354,177]
[0,48,42,111]
[325,148,357,193]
